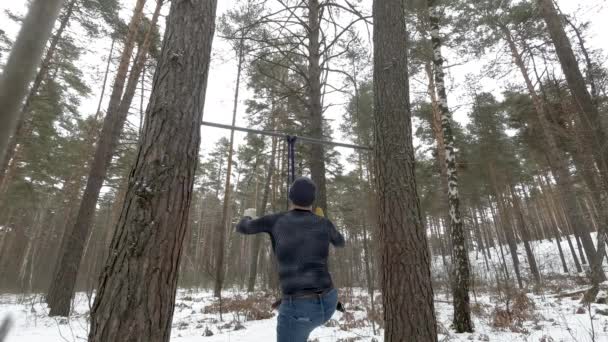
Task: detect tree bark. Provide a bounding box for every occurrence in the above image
[427,1,473,332]
[373,0,437,340]
[47,0,149,316]
[87,0,217,340]
[0,0,65,164]
[307,0,328,213]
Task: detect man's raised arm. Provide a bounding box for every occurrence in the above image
[327,220,345,247]
[236,210,281,235]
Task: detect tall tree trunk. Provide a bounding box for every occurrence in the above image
[428,1,472,332]
[424,59,450,230]
[213,37,244,298]
[88,0,217,340]
[373,0,437,340]
[0,0,77,188]
[419,17,449,228]
[47,0,150,316]
[534,197,568,273]
[18,199,48,292]
[489,201,511,283]
[358,154,377,335]
[509,185,541,287]
[0,0,65,163]
[472,208,490,272]
[96,39,116,118]
[539,0,608,292]
[562,13,599,104]
[307,0,328,213]
[193,192,206,288]
[490,170,523,289]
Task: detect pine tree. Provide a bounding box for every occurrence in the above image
[373,0,437,340]
[88,0,217,340]
[47,0,158,316]
[538,0,608,299]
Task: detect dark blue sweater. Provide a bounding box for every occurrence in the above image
[236,209,345,296]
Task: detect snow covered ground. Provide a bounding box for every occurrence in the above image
[1,288,607,341]
[1,234,608,341]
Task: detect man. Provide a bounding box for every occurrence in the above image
[237,176,345,342]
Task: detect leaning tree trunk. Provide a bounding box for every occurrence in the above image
[373,0,438,340]
[538,0,608,295]
[47,0,150,316]
[502,26,601,279]
[0,0,76,188]
[0,316,12,342]
[428,1,472,332]
[213,37,244,298]
[0,0,65,166]
[87,0,217,341]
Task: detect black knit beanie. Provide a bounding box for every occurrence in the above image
[289,177,316,207]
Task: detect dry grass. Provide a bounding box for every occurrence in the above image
[203,293,274,321]
[491,292,539,332]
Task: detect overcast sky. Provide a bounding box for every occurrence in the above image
[1,0,607,168]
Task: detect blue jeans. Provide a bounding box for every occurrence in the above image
[276,288,338,342]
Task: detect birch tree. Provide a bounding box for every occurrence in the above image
[427,0,472,333]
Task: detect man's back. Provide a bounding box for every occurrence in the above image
[237,209,345,295]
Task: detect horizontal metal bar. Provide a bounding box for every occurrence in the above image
[201,121,372,151]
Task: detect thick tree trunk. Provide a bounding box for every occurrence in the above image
[47,0,149,316]
[0,0,65,163]
[307,0,328,213]
[539,0,608,291]
[214,37,244,298]
[428,2,472,332]
[87,0,217,340]
[373,0,437,340]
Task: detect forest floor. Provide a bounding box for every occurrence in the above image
[1,233,608,342]
[0,285,607,341]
